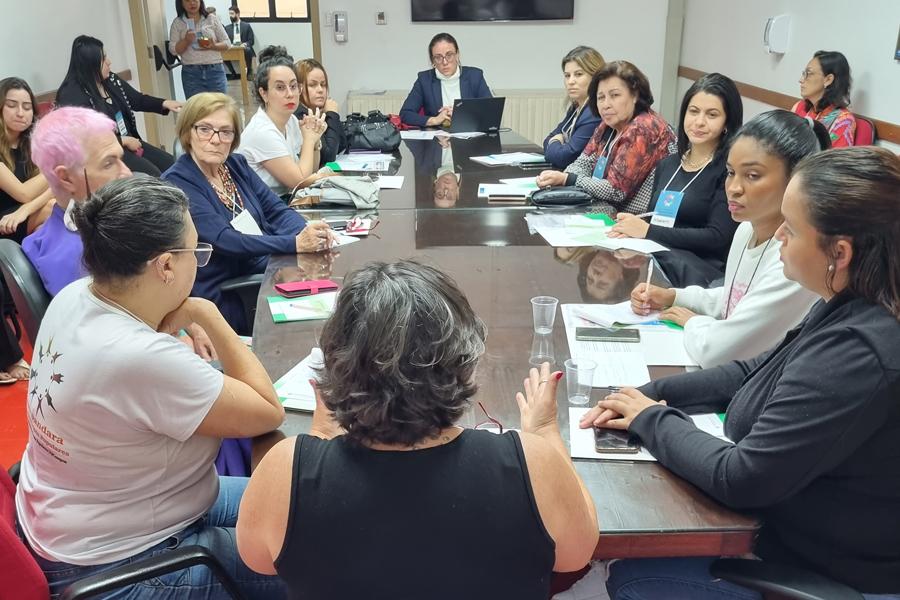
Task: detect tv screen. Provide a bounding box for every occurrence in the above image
[411,0,574,22]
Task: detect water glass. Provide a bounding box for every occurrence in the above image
[529,331,555,366]
[564,358,596,405]
[531,296,559,334]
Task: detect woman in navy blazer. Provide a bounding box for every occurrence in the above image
[163,92,334,334]
[399,33,492,128]
[543,46,604,169]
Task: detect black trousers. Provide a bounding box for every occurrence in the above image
[122,142,176,177]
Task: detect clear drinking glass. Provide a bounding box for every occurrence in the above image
[564,358,596,405]
[531,296,559,334]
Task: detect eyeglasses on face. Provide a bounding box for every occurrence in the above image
[799,69,821,81]
[193,124,236,142]
[432,51,457,64]
[166,242,213,267]
[271,82,300,95]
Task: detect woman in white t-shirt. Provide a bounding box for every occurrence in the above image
[237,46,327,196]
[15,174,287,598]
[630,111,831,368]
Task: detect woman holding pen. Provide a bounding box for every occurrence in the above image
[629,110,827,369]
[609,74,743,286]
[163,93,334,335]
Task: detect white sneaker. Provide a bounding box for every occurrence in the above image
[551,560,613,600]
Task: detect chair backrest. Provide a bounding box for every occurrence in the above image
[0,239,50,347]
[0,467,50,600]
[853,113,877,146]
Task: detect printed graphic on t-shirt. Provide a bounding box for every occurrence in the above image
[725,283,749,318]
[28,337,69,463]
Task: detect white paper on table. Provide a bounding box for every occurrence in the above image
[569,302,661,327]
[400,130,440,140]
[476,183,531,198]
[334,153,394,171]
[498,177,540,189]
[470,152,545,166]
[374,175,404,189]
[444,131,486,139]
[332,233,361,247]
[274,348,323,412]
[596,237,670,254]
[562,305,651,387]
[569,408,732,461]
[633,326,698,367]
[268,291,338,323]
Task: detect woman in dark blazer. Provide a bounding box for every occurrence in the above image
[399,33,491,128]
[162,92,333,334]
[543,46,604,169]
[56,35,182,176]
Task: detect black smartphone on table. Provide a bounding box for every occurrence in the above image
[575,327,641,343]
[594,428,641,454]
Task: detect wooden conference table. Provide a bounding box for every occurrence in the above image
[251,134,760,560]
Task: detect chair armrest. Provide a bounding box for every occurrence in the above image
[60,545,244,600]
[710,558,863,600]
[220,274,264,293]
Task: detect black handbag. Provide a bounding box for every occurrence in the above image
[529,186,593,207]
[343,110,401,152]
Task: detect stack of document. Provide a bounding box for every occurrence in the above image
[267,291,338,323]
[273,348,323,412]
[564,303,698,367]
[476,183,531,199]
[399,130,486,140]
[470,152,545,166]
[568,408,731,461]
[334,153,394,172]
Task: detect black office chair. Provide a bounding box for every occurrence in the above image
[710,558,864,600]
[220,274,264,335]
[153,43,182,72]
[0,239,50,348]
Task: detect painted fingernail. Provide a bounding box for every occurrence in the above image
[555,372,564,381]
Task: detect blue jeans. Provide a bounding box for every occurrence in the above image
[607,557,900,600]
[182,63,227,98]
[31,477,286,599]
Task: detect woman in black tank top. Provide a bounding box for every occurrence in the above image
[237,260,599,600]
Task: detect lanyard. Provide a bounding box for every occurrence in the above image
[659,156,712,194]
[598,128,622,159]
[561,101,586,139]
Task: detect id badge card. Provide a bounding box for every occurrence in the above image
[592,156,609,179]
[114,111,129,137]
[650,190,684,228]
[231,208,263,236]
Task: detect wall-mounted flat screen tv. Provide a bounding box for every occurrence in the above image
[411,0,575,22]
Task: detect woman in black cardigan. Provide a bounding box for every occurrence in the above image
[578,147,900,598]
[56,35,182,175]
[293,58,345,167]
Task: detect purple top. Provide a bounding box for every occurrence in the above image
[22,203,84,296]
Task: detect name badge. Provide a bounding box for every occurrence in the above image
[650,190,684,228]
[592,156,609,179]
[114,111,129,137]
[231,208,263,236]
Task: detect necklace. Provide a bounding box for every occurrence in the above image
[724,235,774,319]
[682,148,714,171]
[90,283,153,329]
[207,164,244,212]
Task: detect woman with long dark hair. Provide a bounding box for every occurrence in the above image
[610,73,743,286]
[791,50,857,147]
[169,0,230,98]
[56,35,182,176]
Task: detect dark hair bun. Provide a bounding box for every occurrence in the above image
[71,193,104,241]
[258,45,292,65]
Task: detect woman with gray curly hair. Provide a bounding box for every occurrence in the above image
[237,260,599,599]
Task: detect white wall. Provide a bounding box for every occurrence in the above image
[4,0,139,99]
[317,0,671,111]
[679,0,900,150]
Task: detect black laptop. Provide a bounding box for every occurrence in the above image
[450,97,505,133]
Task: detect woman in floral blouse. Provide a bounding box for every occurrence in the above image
[536,60,676,216]
[791,50,857,147]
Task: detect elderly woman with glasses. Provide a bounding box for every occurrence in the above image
[15,174,287,598]
[163,92,334,334]
[399,32,492,128]
[236,260,599,600]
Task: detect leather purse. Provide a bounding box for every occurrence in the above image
[529,186,593,207]
[342,110,401,152]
